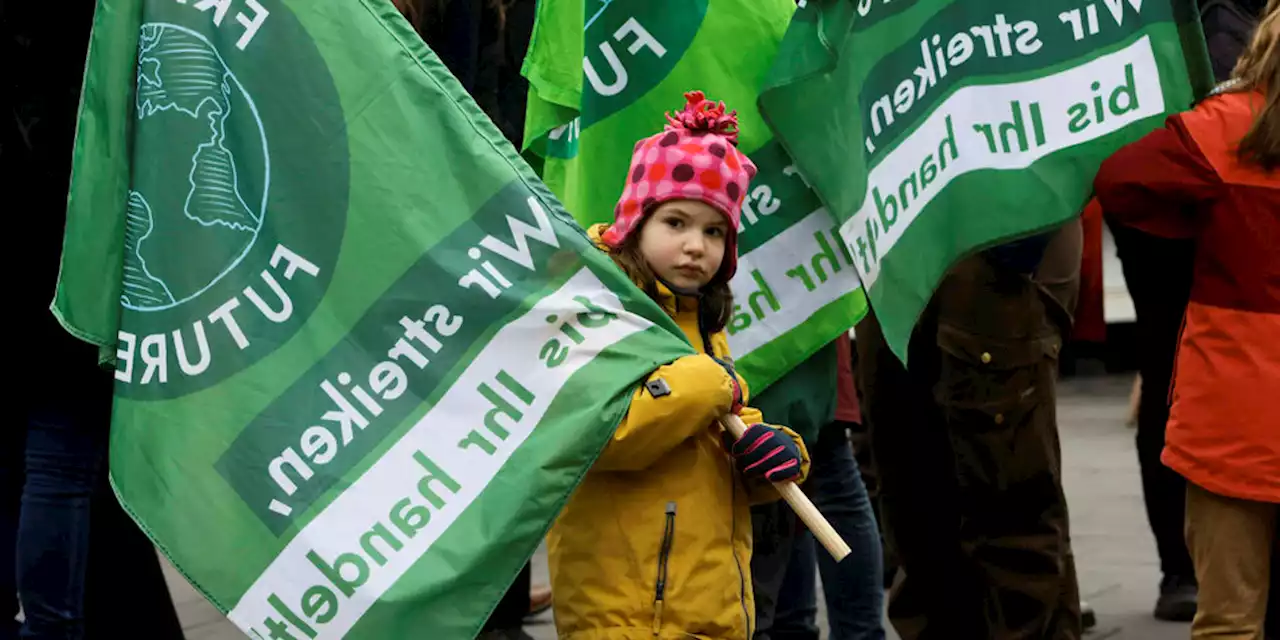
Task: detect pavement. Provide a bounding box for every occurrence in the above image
[164,374,1189,639]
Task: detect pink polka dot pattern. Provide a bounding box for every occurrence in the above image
[602,90,758,282]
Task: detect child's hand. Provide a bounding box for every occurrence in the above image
[710,356,744,414]
[730,424,803,483]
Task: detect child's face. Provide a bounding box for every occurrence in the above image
[637,199,727,291]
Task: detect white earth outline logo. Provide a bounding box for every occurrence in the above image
[123,21,270,313]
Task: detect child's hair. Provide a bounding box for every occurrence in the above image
[609,231,734,336]
[1230,0,1280,170]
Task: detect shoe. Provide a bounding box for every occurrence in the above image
[1154,574,1198,622]
[1081,601,1097,631]
[527,584,553,618]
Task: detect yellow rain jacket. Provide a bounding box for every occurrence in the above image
[547,225,811,640]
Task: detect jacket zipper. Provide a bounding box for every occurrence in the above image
[653,501,677,635]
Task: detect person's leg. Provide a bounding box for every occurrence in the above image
[1136,398,1199,620]
[771,529,820,640]
[847,346,898,593]
[1037,221,1087,640]
[528,580,552,619]
[82,468,184,639]
[1136,397,1195,577]
[1109,222,1199,616]
[931,250,1082,640]
[858,310,983,640]
[1135,388,1195,584]
[812,422,885,640]
[16,411,108,640]
[1049,423,1084,640]
[937,339,1080,640]
[3,427,25,640]
[1185,483,1276,640]
[481,562,532,635]
[848,419,895,591]
[752,502,800,640]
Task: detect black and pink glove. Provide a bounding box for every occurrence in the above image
[711,356,744,414]
[730,423,803,483]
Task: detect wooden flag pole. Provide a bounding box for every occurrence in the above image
[720,413,852,562]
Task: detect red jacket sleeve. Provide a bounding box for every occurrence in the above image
[1094,115,1223,240]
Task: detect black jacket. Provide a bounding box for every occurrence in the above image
[1201,0,1265,82]
[7,3,114,419]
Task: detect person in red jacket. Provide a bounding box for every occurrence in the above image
[1094,4,1280,637]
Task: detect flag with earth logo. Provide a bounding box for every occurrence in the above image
[54,0,699,637]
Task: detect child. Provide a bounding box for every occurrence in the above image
[1094,3,1280,637]
[547,91,810,639]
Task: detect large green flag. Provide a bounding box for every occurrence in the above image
[53,0,698,636]
[759,0,1214,361]
[522,0,868,393]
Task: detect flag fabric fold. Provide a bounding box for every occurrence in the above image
[55,1,697,636]
[522,0,868,393]
[759,0,1213,361]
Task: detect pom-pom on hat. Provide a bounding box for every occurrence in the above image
[602,90,758,282]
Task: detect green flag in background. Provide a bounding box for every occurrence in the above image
[759,0,1213,362]
[53,0,697,636]
[522,0,868,393]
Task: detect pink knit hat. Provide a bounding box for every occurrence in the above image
[602,91,758,282]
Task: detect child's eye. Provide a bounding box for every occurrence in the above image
[705,227,725,238]
[665,217,684,229]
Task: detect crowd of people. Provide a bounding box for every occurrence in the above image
[6,0,1278,639]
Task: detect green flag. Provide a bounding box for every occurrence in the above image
[759,0,1213,361]
[522,0,868,393]
[53,1,699,636]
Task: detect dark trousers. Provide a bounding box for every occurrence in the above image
[11,410,107,639]
[751,502,809,640]
[482,562,531,632]
[5,407,183,640]
[751,501,795,639]
[846,344,897,589]
[1108,222,1196,580]
[752,423,885,640]
[80,476,185,639]
[3,425,22,639]
[857,249,1082,640]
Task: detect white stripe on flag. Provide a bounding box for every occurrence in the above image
[228,268,652,638]
[728,208,863,356]
[843,36,1165,288]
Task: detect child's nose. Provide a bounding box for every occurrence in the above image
[684,234,705,256]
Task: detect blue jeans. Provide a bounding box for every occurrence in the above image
[774,423,886,640]
[9,410,108,640]
[3,426,22,640]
